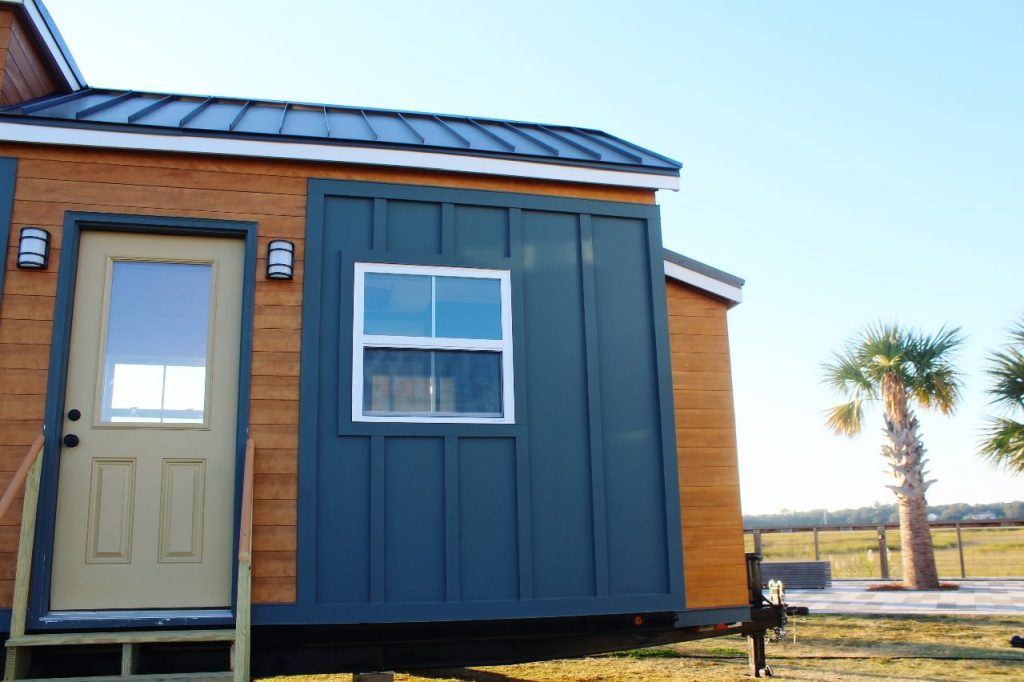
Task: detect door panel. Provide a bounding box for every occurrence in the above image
[86,459,135,564]
[50,231,243,610]
[158,459,206,563]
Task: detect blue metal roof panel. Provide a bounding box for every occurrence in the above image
[0,89,682,174]
[280,107,327,138]
[232,103,283,135]
[325,110,376,142]
[27,91,107,118]
[182,100,244,131]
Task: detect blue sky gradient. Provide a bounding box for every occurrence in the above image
[41,0,1024,513]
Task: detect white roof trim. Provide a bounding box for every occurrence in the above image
[664,259,743,305]
[1,1,85,91]
[0,121,679,190]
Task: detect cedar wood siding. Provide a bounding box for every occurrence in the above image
[667,279,748,609]
[0,141,653,606]
[0,8,61,107]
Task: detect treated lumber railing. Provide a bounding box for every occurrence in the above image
[0,435,44,523]
[232,438,255,682]
[2,434,44,680]
[2,435,254,680]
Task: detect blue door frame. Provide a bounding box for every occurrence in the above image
[27,212,257,631]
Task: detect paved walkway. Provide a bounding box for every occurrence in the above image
[784,580,1024,615]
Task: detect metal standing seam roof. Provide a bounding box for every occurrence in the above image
[663,249,745,288]
[0,88,682,176]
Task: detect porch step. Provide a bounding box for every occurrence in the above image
[5,630,237,680]
[23,674,232,681]
[6,630,236,648]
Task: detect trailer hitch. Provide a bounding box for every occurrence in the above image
[743,553,791,678]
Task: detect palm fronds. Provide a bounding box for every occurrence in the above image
[980,318,1024,474]
[904,325,965,415]
[824,399,864,437]
[979,417,1024,474]
[821,322,964,434]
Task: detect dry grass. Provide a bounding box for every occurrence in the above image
[262,614,1024,681]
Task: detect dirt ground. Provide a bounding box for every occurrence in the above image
[263,614,1024,681]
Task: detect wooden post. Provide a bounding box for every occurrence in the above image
[877,526,889,580]
[4,436,45,681]
[233,439,255,682]
[813,528,820,561]
[753,530,763,556]
[956,523,966,579]
[121,643,139,675]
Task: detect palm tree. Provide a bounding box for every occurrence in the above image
[980,319,1024,474]
[823,323,964,589]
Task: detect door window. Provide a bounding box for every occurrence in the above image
[98,260,214,425]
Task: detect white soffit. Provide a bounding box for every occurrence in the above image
[664,259,743,306]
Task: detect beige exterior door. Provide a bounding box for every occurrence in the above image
[50,231,244,610]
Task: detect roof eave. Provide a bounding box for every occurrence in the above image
[663,248,744,307]
[0,117,681,191]
[0,1,87,91]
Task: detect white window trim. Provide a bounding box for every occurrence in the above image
[352,262,515,424]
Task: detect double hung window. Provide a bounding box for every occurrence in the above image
[352,263,514,423]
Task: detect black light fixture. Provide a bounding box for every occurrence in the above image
[17,227,50,269]
[266,240,294,280]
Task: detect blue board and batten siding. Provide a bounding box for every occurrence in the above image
[285,179,683,625]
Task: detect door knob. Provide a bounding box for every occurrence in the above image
[63,434,80,448]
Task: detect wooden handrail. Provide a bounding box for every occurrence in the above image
[233,438,255,681]
[0,435,44,522]
[238,438,255,563]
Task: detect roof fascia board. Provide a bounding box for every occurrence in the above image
[663,259,743,306]
[0,1,85,90]
[0,120,680,190]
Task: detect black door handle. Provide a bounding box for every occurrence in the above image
[63,434,80,448]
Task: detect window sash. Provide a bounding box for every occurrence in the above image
[352,262,514,424]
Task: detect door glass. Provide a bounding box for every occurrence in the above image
[99,261,213,424]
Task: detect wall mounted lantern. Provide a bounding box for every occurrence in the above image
[17,227,50,269]
[266,240,295,280]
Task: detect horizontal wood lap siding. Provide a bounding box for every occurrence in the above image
[667,280,748,609]
[0,9,60,107]
[0,140,657,609]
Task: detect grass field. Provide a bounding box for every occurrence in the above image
[262,614,1024,681]
[745,526,1024,578]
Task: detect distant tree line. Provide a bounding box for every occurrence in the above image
[743,500,1024,528]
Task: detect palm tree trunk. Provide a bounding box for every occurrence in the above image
[882,412,939,589]
[897,490,938,588]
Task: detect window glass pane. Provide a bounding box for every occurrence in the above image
[364,273,431,337]
[435,350,502,415]
[363,349,432,414]
[100,261,211,424]
[435,276,502,340]
[363,349,502,417]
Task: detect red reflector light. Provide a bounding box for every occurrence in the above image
[633,615,644,626]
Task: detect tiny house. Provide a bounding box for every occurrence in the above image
[0,1,769,678]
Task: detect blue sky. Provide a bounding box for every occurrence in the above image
[42,0,1024,513]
